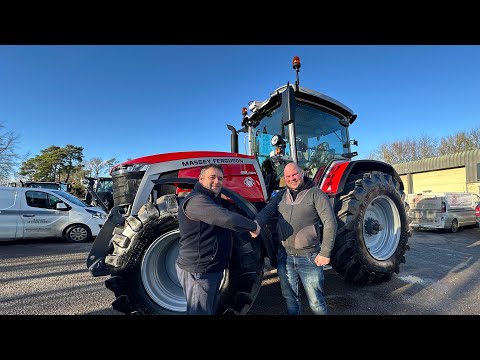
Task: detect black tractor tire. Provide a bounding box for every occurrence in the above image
[332,171,410,284]
[103,199,264,315]
[64,224,92,243]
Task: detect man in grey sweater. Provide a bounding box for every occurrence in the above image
[255,162,337,315]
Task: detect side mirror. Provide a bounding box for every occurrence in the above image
[56,202,68,210]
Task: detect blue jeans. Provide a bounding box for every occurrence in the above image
[276,247,328,315]
[175,263,224,315]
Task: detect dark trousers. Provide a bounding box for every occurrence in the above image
[175,263,224,315]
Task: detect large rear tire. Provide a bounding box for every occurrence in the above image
[332,171,409,284]
[103,196,264,315]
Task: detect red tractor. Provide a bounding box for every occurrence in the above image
[86,56,410,315]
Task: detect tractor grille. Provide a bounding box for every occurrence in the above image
[112,171,145,207]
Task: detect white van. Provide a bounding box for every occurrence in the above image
[0,186,107,242]
[406,192,480,232]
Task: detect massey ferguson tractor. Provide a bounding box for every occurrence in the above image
[86,56,410,315]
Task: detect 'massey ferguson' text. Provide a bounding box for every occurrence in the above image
[181,158,245,167]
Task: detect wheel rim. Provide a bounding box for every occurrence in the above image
[141,229,186,313]
[363,195,401,260]
[69,226,88,242]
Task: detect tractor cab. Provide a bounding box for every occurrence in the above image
[82,176,114,211]
[229,56,358,198]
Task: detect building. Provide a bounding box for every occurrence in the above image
[392,149,480,195]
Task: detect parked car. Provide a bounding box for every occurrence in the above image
[406,192,480,232]
[0,186,107,242]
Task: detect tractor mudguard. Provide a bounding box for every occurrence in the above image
[319,159,404,196]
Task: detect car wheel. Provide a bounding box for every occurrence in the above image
[65,224,92,243]
[450,219,459,233]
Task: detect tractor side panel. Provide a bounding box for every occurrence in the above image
[178,163,265,203]
[317,159,404,197]
[318,161,350,195]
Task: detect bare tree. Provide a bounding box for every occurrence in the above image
[415,134,439,159]
[84,157,117,178]
[368,134,438,164]
[470,127,480,146]
[0,122,20,183]
[438,126,480,155]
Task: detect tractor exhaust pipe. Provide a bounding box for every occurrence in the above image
[227,124,239,153]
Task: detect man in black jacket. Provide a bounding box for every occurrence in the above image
[176,164,260,315]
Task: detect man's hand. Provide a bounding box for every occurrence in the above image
[250,220,261,238]
[314,255,330,267]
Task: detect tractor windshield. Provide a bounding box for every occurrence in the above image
[294,102,348,177]
[252,101,348,179]
[96,179,113,193]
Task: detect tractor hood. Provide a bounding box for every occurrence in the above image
[111,151,255,174]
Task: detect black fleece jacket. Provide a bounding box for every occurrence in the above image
[176,182,257,273]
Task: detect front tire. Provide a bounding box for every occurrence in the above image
[332,171,409,284]
[65,224,92,243]
[104,197,264,315]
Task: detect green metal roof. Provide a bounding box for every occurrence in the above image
[392,149,480,182]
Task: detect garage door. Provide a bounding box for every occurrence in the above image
[412,167,466,193]
[399,174,409,194]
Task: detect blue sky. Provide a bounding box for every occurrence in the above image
[1,45,479,170]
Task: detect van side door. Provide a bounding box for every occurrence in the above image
[0,188,20,239]
[20,190,70,238]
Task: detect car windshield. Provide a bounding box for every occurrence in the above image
[51,190,88,207]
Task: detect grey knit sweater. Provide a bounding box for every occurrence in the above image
[256,180,337,257]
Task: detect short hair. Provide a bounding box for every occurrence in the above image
[200,164,224,176]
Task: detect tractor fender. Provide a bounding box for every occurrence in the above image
[320,159,404,196]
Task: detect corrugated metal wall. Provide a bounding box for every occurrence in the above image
[392,149,480,195]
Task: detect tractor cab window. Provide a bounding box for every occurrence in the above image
[251,105,292,196]
[294,103,348,178]
[96,180,113,193]
[250,99,349,194]
[251,105,291,172]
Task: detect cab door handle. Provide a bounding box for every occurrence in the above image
[22,214,35,217]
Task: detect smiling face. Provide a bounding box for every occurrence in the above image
[199,165,224,196]
[284,162,304,191]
